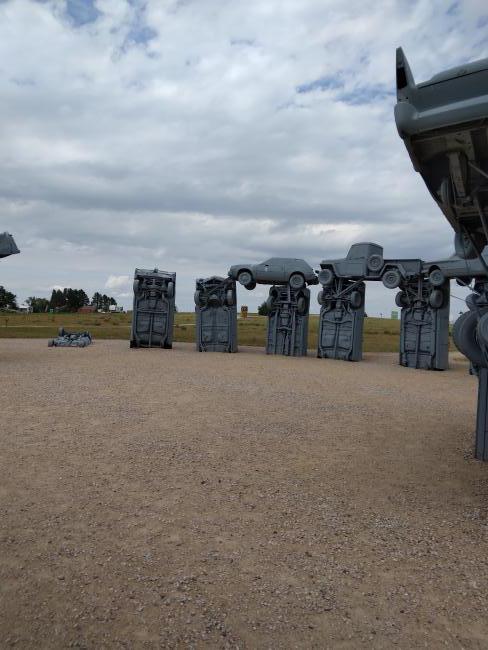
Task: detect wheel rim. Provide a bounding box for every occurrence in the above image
[238,271,252,286]
[289,274,304,289]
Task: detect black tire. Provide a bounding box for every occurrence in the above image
[194,290,202,306]
[237,270,253,287]
[429,268,445,287]
[429,289,444,309]
[163,342,173,349]
[226,289,234,306]
[367,253,384,273]
[289,273,305,290]
[167,281,174,298]
[132,279,139,294]
[317,289,324,305]
[453,310,486,366]
[382,268,402,289]
[247,281,256,290]
[349,290,362,310]
[266,296,276,311]
[395,291,408,308]
[130,340,137,348]
[318,268,334,286]
[477,313,488,347]
[297,296,308,315]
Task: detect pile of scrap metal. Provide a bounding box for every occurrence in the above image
[48,327,92,348]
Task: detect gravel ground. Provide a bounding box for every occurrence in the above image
[1,339,488,649]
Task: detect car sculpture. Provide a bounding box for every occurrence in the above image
[228,258,318,290]
[395,47,488,257]
[48,327,92,348]
[0,232,19,259]
[317,243,422,290]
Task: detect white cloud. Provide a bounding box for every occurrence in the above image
[105,274,131,291]
[1,0,487,316]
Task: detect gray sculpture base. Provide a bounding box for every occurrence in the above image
[266,285,310,356]
[398,279,450,370]
[317,280,365,361]
[195,277,237,352]
[476,368,488,461]
[130,268,176,349]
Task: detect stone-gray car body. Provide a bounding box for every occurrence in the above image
[0,232,20,259]
[318,243,422,289]
[228,257,318,290]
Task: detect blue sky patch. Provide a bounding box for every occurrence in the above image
[296,76,344,94]
[65,0,101,27]
[477,15,488,29]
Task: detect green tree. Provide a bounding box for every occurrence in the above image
[26,297,50,313]
[257,300,270,316]
[0,286,17,310]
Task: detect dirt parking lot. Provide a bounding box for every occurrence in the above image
[1,339,488,648]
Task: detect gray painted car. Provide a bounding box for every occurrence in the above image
[228,257,318,290]
[0,232,19,259]
[395,47,488,252]
[318,243,422,289]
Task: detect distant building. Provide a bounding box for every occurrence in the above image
[78,305,97,313]
[17,303,33,313]
[109,305,124,313]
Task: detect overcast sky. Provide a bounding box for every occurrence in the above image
[1,0,487,314]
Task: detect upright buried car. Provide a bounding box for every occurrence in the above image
[130,268,176,348]
[228,258,318,290]
[395,48,488,457]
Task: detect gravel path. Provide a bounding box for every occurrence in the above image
[1,339,487,648]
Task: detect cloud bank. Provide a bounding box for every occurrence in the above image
[1,0,487,314]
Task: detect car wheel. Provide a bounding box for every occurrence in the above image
[266,295,276,311]
[247,281,256,291]
[382,268,402,289]
[367,253,384,273]
[317,289,324,305]
[237,270,253,287]
[318,268,334,286]
[289,273,305,289]
[194,290,204,307]
[477,312,488,348]
[297,295,308,314]
[132,279,139,294]
[226,289,234,306]
[428,289,444,309]
[395,291,408,308]
[453,310,487,367]
[349,290,362,310]
[166,281,174,298]
[429,268,445,287]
